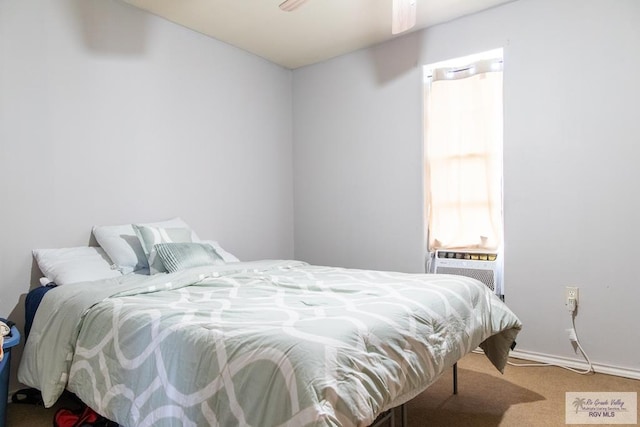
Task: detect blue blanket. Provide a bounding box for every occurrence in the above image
[24,284,57,340]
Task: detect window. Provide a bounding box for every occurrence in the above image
[423,49,503,253]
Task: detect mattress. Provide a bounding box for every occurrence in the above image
[19,260,521,427]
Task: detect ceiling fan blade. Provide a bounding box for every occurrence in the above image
[392,0,417,34]
[279,0,309,12]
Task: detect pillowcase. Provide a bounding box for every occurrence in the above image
[155,242,224,273]
[133,224,194,274]
[32,247,122,286]
[93,217,198,274]
[201,240,240,263]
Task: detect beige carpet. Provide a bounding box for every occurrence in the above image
[407,353,639,427]
[6,352,639,426]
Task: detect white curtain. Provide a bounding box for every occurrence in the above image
[424,59,503,252]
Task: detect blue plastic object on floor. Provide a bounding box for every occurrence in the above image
[1,325,21,427]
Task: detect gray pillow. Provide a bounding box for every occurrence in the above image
[155,242,224,273]
[133,225,193,274]
[93,218,199,274]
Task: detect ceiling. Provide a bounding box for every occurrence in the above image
[120,0,513,69]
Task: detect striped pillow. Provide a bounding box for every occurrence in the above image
[133,225,193,274]
[154,242,224,273]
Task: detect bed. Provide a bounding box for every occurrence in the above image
[18,219,521,427]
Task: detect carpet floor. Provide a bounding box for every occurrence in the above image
[6,352,639,426]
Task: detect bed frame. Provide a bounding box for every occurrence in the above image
[22,258,518,427]
[370,363,458,427]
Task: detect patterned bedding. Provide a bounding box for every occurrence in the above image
[19,260,521,427]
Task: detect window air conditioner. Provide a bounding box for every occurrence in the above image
[432,250,502,296]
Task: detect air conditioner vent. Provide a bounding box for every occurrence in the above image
[431,250,502,296]
[436,266,495,291]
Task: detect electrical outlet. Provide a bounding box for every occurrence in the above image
[565,286,579,313]
[565,286,579,306]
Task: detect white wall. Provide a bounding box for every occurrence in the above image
[293,0,640,375]
[293,33,426,273]
[0,0,294,385]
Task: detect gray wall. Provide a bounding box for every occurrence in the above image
[293,0,640,375]
[292,32,426,274]
[0,0,294,369]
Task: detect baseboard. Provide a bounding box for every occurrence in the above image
[509,349,640,380]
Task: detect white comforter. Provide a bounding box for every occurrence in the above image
[19,260,522,426]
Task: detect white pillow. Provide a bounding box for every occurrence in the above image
[33,247,122,286]
[93,217,199,274]
[201,240,240,263]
